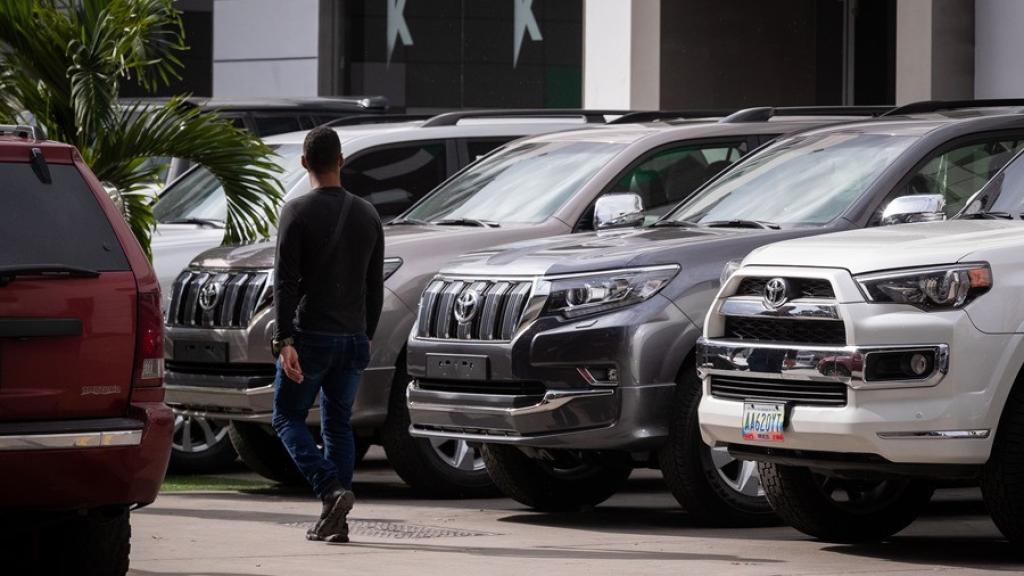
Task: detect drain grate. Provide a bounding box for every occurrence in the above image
[284,519,497,539]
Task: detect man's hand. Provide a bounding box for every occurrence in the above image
[280,345,304,383]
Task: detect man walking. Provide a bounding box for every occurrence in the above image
[271,126,384,543]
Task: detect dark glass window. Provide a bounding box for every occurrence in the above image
[465,138,514,163]
[344,142,448,219]
[252,115,304,136]
[0,163,129,270]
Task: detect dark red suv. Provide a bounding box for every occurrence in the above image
[0,126,172,575]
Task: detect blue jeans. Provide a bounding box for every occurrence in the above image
[271,330,369,498]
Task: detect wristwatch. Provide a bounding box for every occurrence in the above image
[272,337,294,357]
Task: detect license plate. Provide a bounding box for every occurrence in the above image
[742,402,786,442]
[173,340,228,363]
[425,353,488,380]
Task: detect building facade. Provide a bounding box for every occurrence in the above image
[170,0,1024,110]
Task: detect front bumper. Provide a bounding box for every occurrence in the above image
[0,399,172,510]
[407,293,699,450]
[698,269,1017,468]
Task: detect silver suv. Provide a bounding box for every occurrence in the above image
[164,108,878,495]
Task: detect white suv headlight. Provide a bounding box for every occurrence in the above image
[856,263,992,311]
[543,265,679,319]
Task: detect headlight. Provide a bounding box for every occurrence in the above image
[720,259,742,286]
[856,263,992,311]
[543,265,679,319]
[384,257,403,281]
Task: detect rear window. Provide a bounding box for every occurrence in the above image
[0,163,130,271]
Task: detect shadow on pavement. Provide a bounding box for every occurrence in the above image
[338,540,783,563]
[823,536,1023,571]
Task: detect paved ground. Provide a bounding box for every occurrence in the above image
[130,448,1024,576]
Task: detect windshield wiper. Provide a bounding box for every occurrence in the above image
[960,211,1018,220]
[433,218,501,228]
[651,220,698,228]
[165,217,224,228]
[0,264,100,287]
[701,219,781,230]
[388,217,430,226]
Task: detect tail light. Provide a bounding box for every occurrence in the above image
[134,290,165,387]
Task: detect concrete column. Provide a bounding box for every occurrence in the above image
[212,0,320,97]
[895,0,974,104]
[583,0,660,110]
[975,0,1024,98]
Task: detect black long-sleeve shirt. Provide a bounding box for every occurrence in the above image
[274,186,384,341]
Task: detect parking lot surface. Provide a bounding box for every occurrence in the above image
[130,449,1023,576]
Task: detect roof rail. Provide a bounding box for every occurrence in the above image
[419,109,635,128]
[607,109,735,124]
[324,114,435,127]
[882,99,1024,116]
[720,105,893,123]
[0,124,40,140]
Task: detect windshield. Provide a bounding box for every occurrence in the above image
[960,148,1024,218]
[401,140,625,224]
[665,132,919,227]
[153,144,304,224]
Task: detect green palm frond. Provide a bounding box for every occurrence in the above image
[0,0,281,257]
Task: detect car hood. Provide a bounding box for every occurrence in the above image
[188,223,544,270]
[151,223,226,310]
[442,225,806,277]
[745,220,1024,274]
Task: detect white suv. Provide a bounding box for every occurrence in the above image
[696,150,1024,544]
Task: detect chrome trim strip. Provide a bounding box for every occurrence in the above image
[435,264,680,282]
[720,297,840,321]
[698,337,949,390]
[407,385,614,416]
[877,429,990,439]
[165,383,275,396]
[0,429,143,451]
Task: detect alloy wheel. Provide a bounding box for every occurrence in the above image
[427,437,486,471]
[173,413,231,454]
[710,445,764,497]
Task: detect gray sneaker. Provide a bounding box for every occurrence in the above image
[306,488,355,542]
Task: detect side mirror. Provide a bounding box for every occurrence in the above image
[880,194,947,226]
[594,193,644,230]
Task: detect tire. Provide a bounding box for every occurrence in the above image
[229,421,305,485]
[659,365,776,526]
[982,380,1024,544]
[381,370,496,498]
[57,507,131,576]
[482,444,633,511]
[168,411,238,474]
[759,462,934,543]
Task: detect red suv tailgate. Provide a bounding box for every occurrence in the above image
[0,145,136,421]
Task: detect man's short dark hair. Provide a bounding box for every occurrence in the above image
[303,126,342,174]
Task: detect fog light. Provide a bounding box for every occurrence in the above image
[577,366,619,386]
[865,350,936,381]
[909,353,930,376]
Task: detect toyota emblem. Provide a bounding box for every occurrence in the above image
[454,289,481,324]
[198,281,223,311]
[763,277,790,310]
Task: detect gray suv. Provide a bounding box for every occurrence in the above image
[164,107,877,495]
[405,101,1024,520]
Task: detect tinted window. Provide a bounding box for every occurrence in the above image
[403,140,624,224]
[252,115,304,136]
[893,138,1024,216]
[607,141,748,221]
[0,163,129,271]
[668,133,919,228]
[962,149,1024,217]
[344,143,448,219]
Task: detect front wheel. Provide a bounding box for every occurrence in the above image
[482,444,633,511]
[981,380,1024,544]
[169,411,238,474]
[381,374,495,498]
[659,365,776,526]
[759,462,934,543]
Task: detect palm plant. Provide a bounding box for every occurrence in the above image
[0,0,283,256]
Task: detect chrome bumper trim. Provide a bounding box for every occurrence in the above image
[407,385,613,416]
[0,429,143,451]
[877,429,990,440]
[165,383,274,397]
[698,337,949,390]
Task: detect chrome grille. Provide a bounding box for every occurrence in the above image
[168,270,271,328]
[417,278,534,340]
[710,375,847,407]
[736,277,835,299]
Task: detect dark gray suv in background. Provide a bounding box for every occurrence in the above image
[165,107,878,496]
[406,101,1024,522]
